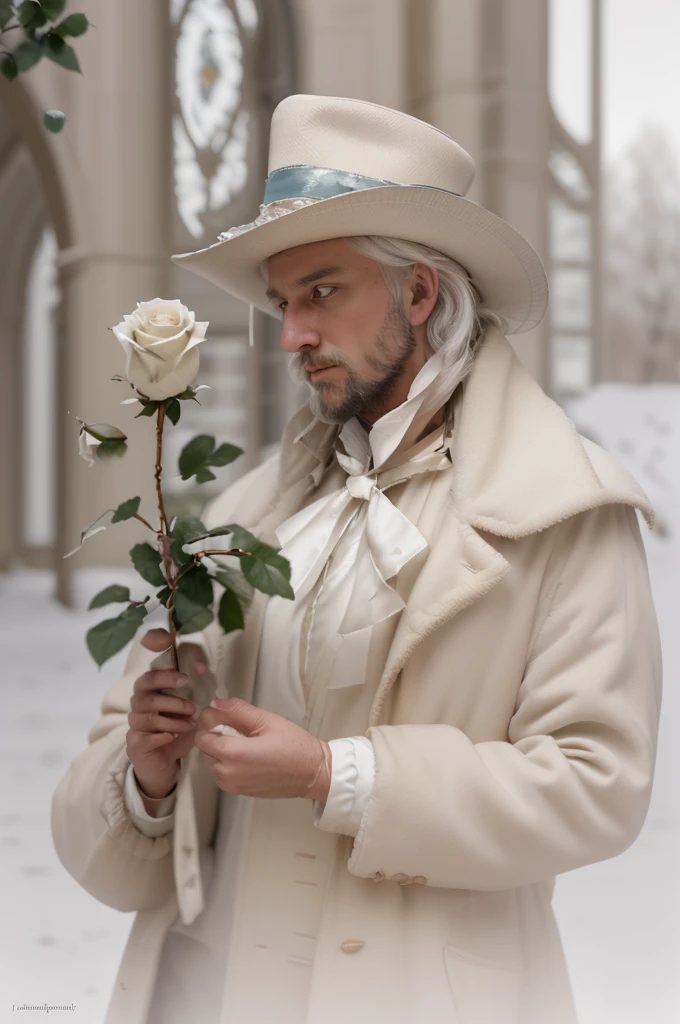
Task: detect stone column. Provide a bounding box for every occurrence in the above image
[407,0,550,385]
[46,0,173,604]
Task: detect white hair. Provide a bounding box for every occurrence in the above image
[341,235,504,379]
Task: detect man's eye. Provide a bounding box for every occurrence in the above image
[277,285,336,311]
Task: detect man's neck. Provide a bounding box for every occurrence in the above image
[357,405,447,439]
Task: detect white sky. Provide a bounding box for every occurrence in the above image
[549,0,680,165]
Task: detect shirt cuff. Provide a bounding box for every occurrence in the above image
[124,762,177,837]
[312,736,375,837]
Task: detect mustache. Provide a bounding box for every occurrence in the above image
[288,352,344,383]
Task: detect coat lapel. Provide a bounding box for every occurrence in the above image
[365,326,656,726]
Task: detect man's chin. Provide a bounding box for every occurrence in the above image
[307,391,354,426]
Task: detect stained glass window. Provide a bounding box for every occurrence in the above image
[171,0,259,240]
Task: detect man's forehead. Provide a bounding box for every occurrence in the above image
[264,253,352,302]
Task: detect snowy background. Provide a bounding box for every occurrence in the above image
[0,385,678,1023]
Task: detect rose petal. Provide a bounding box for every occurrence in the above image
[128,347,200,400]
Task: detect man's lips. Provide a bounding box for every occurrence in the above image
[308,364,340,379]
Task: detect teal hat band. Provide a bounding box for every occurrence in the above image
[263,163,463,204]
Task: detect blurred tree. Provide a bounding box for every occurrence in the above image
[602,123,680,383]
[0,0,90,132]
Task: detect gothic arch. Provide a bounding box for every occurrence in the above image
[0,76,74,572]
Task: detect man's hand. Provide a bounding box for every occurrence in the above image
[194,698,332,803]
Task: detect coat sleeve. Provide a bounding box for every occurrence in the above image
[346,502,663,890]
[50,450,282,912]
[50,634,178,912]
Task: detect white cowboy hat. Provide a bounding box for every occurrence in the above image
[171,93,548,336]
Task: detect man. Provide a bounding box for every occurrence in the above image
[51,95,662,1024]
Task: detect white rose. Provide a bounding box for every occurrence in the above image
[111,298,209,401]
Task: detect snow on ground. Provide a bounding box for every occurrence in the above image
[0,384,678,1023]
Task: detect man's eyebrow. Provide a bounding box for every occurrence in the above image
[265,266,347,302]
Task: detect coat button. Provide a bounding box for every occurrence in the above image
[370,870,385,882]
[412,876,427,885]
[340,939,365,953]
[391,873,411,884]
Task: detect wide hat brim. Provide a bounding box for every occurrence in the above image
[171,184,549,335]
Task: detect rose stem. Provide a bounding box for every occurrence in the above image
[155,399,180,672]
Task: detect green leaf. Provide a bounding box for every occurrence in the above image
[88,584,131,610]
[17,1,42,26]
[165,397,181,425]
[173,591,214,635]
[130,542,165,587]
[182,524,242,545]
[195,467,216,484]
[241,552,294,599]
[53,11,88,36]
[83,422,127,443]
[39,0,67,20]
[86,604,147,667]
[41,30,81,72]
[135,400,159,418]
[0,2,16,31]
[206,442,243,468]
[217,524,293,598]
[176,387,196,400]
[176,562,213,608]
[13,39,42,71]
[156,585,172,607]
[64,508,114,559]
[168,514,207,565]
[178,434,215,480]
[215,524,289,576]
[96,439,127,460]
[213,566,254,612]
[0,54,18,81]
[217,587,244,633]
[44,109,66,132]
[111,496,141,523]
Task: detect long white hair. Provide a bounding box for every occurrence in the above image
[342,235,504,383]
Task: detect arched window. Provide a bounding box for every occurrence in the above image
[167,0,297,518]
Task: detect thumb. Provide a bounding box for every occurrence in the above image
[210,697,268,736]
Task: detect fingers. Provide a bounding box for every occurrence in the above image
[128,710,197,734]
[141,628,174,652]
[135,667,189,694]
[130,690,195,717]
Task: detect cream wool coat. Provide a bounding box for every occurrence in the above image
[51,327,662,1024]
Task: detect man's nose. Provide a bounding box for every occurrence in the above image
[278,310,320,355]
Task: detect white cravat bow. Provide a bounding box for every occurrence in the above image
[274,423,452,689]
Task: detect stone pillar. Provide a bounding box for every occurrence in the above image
[478,0,550,384]
[407,0,550,385]
[47,0,173,604]
[291,0,407,108]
